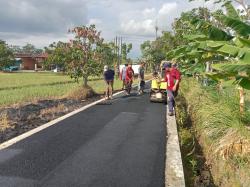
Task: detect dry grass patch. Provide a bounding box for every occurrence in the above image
[213,129,250,160]
[66,86,95,100]
[0,113,10,132]
[40,104,67,116]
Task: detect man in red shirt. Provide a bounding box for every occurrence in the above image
[125,64,134,95]
[165,62,181,116]
[171,62,181,97]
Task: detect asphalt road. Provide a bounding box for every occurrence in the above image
[0,87,166,187]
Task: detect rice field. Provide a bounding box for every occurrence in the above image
[0,72,129,107]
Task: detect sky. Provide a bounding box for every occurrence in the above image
[0,0,232,58]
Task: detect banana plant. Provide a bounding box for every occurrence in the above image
[167,1,250,112]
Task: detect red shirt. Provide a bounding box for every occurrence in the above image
[165,68,181,91]
[126,67,134,82]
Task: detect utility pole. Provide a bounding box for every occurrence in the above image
[155,20,159,40]
[120,37,123,66]
[115,36,118,67]
[118,36,120,66]
[113,36,123,76]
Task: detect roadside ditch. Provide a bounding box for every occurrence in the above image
[175,94,215,187]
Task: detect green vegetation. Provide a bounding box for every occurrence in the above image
[10,43,43,54]
[0,40,14,70]
[140,1,250,184]
[45,25,133,87]
[177,78,250,186]
[0,72,74,89]
[0,72,130,107]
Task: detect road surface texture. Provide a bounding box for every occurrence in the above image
[0,88,166,187]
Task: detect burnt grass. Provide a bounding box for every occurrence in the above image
[175,94,216,187]
[0,95,102,144]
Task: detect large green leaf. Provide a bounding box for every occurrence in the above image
[167,45,188,58]
[212,62,250,75]
[217,44,240,56]
[206,40,226,48]
[234,37,250,48]
[215,14,250,37]
[206,72,237,81]
[183,34,208,41]
[223,2,241,20]
[191,18,233,41]
[239,51,250,63]
[235,76,250,90]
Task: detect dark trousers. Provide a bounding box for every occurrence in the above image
[167,90,175,113]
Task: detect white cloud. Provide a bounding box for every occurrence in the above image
[5,33,72,48]
[121,19,155,36]
[88,18,102,26]
[158,2,178,16]
[0,0,225,58]
[119,2,179,36]
[142,8,156,18]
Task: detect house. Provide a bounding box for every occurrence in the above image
[14,53,48,70]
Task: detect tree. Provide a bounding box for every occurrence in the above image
[190,0,250,19]
[67,25,104,87]
[10,45,23,53]
[140,31,178,71]
[44,41,68,70]
[95,42,115,67]
[121,43,132,62]
[22,43,43,54]
[0,40,14,70]
[167,1,250,112]
[45,25,117,86]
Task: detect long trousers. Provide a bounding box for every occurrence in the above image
[167,90,175,113]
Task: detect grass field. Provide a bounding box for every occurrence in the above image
[0,72,136,107]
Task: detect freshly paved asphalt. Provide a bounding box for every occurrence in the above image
[0,86,166,187]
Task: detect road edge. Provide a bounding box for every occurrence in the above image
[165,106,185,187]
[0,90,124,150]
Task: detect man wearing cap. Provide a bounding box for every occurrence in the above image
[104,65,115,100]
[165,62,181,116]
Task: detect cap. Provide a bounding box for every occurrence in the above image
[104,65,108,71]
[164,62,172,69]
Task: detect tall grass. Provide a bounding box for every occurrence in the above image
[179,78,250,186]
[181,78,250,140]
